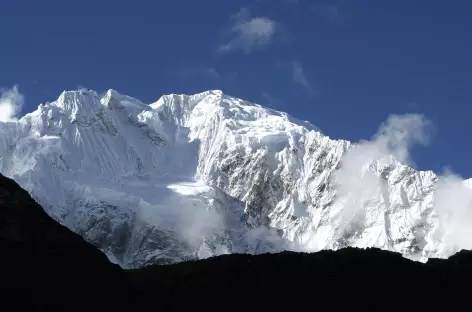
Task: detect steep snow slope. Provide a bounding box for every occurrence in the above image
[0,88,467,267]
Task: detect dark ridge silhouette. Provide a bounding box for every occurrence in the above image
[0,173,471,311]
[0,174,131,310]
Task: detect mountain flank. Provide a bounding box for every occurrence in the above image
[2,89,466,266]
[1,173,471,311]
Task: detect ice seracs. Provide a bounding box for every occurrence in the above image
[0,88,468,267]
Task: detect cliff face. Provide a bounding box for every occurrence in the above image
[0,89,469,268]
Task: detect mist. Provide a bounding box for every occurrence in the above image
[331,113,472,256]
[433,172,472,254]
[333,114,432,236]
[0,85,24,123]
[171,112,472,258]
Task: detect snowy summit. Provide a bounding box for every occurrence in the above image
[0,88,469,268]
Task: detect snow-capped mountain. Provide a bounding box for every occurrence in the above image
[0,89,468,267]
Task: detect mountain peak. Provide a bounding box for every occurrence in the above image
[0,88,465,268]
[55,89,102,116]
[165,89,224,97]
[2,169,471,311]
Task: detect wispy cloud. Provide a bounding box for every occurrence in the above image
[172,66,221,80]
[290,61,311,89]
[312,4,343,24]
[261,92,276,107]
[219,8,277,54]
[322,112,472,257]
[204,67,221,79]
[331,114,432,241]
[0,85,24,123]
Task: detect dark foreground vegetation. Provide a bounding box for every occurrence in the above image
[0,174,471,311]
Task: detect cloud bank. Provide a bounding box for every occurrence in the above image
[0,85,24,122]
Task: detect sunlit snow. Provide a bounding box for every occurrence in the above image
[0,88,471,267]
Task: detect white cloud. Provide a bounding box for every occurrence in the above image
[333,114,432,236]
[0,85,24,123]
[219,8,277,54]
[433,172,472,253]
[329,113,472,256]
[370,114,432,165]
[291,61,311,88]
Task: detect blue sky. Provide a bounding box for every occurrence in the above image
[1,0,471,176]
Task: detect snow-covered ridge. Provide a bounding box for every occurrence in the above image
[0,88,469,267]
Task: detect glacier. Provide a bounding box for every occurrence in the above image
[0,88,470,268]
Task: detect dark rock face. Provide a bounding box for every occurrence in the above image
[0,173,471,311]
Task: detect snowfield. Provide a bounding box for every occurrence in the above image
[0,88,471,267]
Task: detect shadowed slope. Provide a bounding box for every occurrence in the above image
[0,174,130,310]
[0,173,471,311]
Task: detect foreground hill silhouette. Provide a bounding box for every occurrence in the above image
[0,174,130,310]
[0,173,471,311]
